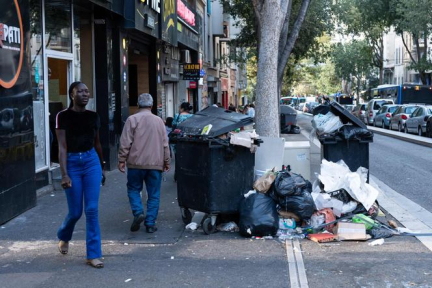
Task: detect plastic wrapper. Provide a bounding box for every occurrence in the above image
[318,160,379,210]
[312,112,344,135]
[328,189,352,204]
[239,193,279,237]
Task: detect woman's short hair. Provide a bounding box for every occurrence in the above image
[138,93,153,108]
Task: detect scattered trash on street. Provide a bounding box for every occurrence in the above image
[217,222,239,232]
[368,239,385,246]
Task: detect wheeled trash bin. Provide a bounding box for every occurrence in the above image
[317,102,373,182]
[170,107,260,234]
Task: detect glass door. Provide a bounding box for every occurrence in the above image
[45,55,73,167]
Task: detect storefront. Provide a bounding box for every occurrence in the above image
[176,0,200,113]
[0,0,35,224]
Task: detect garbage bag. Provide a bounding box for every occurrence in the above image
[274,171,308,197]
[291,125,301,134]
[279,190,316,220]
[367,227,395,239]
[312,112,344,135]
[338,125,373,140]
[239,193,279,237]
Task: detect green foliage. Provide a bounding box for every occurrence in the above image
[221,0,332,62]
[392,0,432,83]
[332,40,373,81]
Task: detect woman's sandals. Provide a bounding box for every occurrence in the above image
[58,240,69,255]
[86,258,104,268]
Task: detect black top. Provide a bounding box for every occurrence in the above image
[56,109,100,153]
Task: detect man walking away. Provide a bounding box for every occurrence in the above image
[118,93,170,233]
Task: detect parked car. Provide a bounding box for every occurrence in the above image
[303,102,319,113]
[343,104,355,112]
[426,117,432,138]
[365,99,394,125]
[389,105,418,132]
[298,103,305,112]
[373,104,401,129]
[404,105,432,136]
[352,103,367,123]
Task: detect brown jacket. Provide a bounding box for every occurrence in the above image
[118,109,170,171]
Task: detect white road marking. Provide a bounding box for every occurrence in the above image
[285,239,309,288]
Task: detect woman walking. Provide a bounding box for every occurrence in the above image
[56,82,105,268]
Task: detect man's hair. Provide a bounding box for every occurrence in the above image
[138,93,153,108]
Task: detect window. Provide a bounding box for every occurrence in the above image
[405,106,418,114]
[45,0,72,53]
[389,106,399,113]
[412,108,421,117]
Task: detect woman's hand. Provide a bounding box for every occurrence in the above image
[61,175,72,189]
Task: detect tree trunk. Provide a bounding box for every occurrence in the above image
[253,0,288,137]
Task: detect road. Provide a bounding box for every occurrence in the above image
[297,113,432,212]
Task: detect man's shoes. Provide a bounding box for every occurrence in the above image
[130,214,145,232]
[146,226,158,233]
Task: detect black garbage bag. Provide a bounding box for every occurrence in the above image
[239,193,279,237]
[367,227,395,239]
[313,104,330,116]
[290,125,301,134]
[279,189,316,220]
[339,125,373,140]
[274,171,307,197]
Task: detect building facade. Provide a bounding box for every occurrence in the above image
[0,0,247,224]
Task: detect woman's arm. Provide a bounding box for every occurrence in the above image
[56,129,71,188]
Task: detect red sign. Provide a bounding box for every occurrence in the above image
[177,0,195,26]
[189,81,197,89]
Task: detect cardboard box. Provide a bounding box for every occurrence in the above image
[333,222,370,241]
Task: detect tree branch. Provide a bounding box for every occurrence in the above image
[278,0,292,63]
[277,0,311,84]
[401,33,417,65]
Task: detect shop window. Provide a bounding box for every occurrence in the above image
[30,0,47,171]
[44,0,72,53]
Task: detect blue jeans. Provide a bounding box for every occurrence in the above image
[127,169,162,227]
[57,148,102,260]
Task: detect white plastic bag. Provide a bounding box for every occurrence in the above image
[312,112,344,135]
[318,160,379,210]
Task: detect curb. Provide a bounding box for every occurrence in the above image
[300,112,432,148]
[367,126,432,148]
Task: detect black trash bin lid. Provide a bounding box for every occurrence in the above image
[330,102,367,129]
[177,106,254,137]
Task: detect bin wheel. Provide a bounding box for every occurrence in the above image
[181,208,192,225]
[202,217,217,235]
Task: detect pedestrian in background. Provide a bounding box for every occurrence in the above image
[248,103,255,118]
[118,93,170,233]
[56,81,105,269]
[172,102,193,128]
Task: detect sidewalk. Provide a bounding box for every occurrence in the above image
[0,167,288,288]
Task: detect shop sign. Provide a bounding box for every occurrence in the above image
[183,63,200,80]
[177,0,195,27]
[189,81,196,89]
[139,0,160,14]
[0,0,24,89]
[161,0,177,45]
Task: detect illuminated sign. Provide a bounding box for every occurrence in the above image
[139,0,160,14]
[177,0,195,26]
[0,0,24,89]
[183,63,200,80]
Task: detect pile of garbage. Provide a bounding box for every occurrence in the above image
[236,160,413,243]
